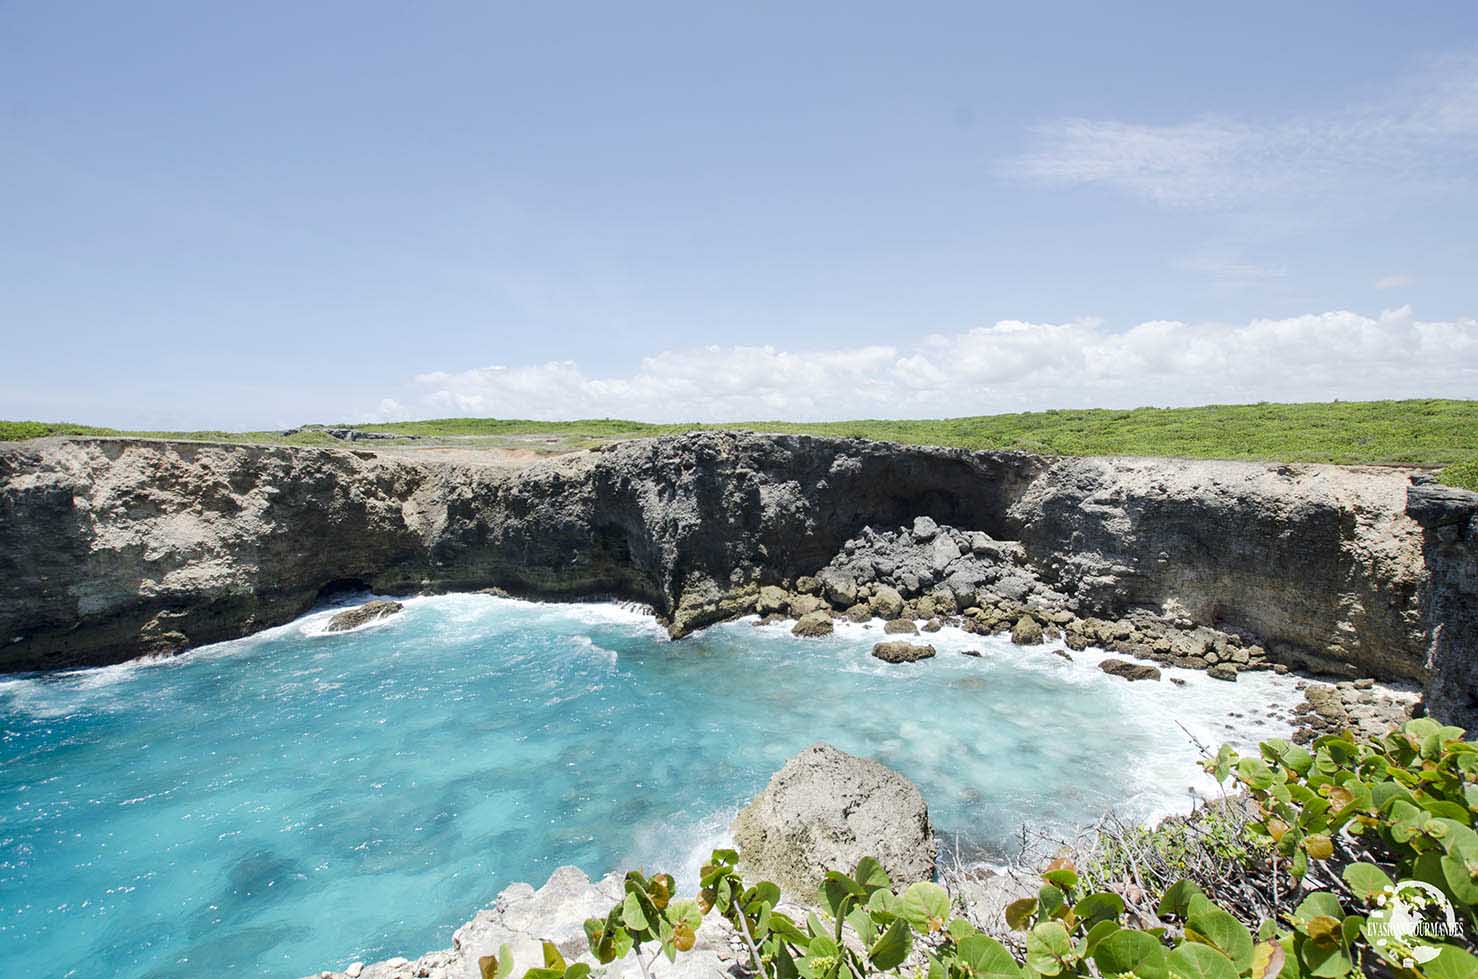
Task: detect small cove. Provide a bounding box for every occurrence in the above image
[0,594,1303,978]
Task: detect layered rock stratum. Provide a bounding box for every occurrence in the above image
[1,431,1472,722]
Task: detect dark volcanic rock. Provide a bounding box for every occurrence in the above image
[324,600,402,632]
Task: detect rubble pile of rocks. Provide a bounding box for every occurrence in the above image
[1289,680,1420,744]
[752,516,1279,683]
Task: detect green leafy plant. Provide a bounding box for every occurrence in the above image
[491,720,1474,979]
[1208,718,1477,976]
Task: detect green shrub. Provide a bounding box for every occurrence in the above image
[1440,461,1478,492]
[490,719,1475,979]
[5,399,1477,469]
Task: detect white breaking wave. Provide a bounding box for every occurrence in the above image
[568,634,619,667]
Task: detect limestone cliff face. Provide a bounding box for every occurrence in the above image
[0,433,1040,671]
[1407,479,1478,729]
[0,433,1449,712]
[1011,457,1427,681]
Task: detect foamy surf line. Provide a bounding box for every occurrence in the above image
[722,614,1301,824]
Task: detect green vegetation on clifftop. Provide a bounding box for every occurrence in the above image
[4,400,1476,488]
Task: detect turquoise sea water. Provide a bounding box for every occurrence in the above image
[1,595,1300,978]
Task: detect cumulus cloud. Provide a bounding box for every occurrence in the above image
[384,308,1477,422]
[1005,55,1478,208]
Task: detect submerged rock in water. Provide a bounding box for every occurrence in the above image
[872,640,936,663]
[883,618,918,635]
[1098,658,1161,682]
[731,743,936,896]
[325,600,403,633]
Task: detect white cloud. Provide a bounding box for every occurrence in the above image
[1375,274,1415,290]
[1005,55,1478,208]
[377,398,409,420]
[383,308,1478,422]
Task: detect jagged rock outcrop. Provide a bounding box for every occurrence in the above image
[0,432,1463,721]
[1407,477,1478,729]
[730,743,936,896]
[325,600,403,632]
[0,433,1040,671]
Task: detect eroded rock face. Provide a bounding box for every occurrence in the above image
[1010,457,1427,683]
[325,600,403,633]
[0,432,1458,721]
[1407,478,1478,730]
[0,433,1040,672]
[731,743,936,896]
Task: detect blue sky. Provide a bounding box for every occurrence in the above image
[2,2,1475,428]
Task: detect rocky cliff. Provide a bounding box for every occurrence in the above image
[0,432,1454,714]
[1407,477,1478,729]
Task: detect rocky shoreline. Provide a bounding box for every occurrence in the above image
[4,432,1466,716]
[1,430,1471,978]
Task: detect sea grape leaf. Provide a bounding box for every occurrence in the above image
[1340,862,1393,902]
[1167,942,1238,979]
[1157,879,1203,918]
[957,934,1022,979]
[1026,921,1073,976]
[1185,908,1253,973]
[1073,891,1125,927]
[1092,928,1168,979]
[868,917,912,971]
[1005,896,1038,931]
[901,881,950,933]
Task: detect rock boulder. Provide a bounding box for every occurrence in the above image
[325,600,403,633]
[868,585,905,619]
[791,611,834,637]
[872,641,936,663]
[731,743,936,896]
[1098,658,1162,682]
[1010,615,1043,645]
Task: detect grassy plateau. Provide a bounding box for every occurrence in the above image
[2,399,1476,490]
